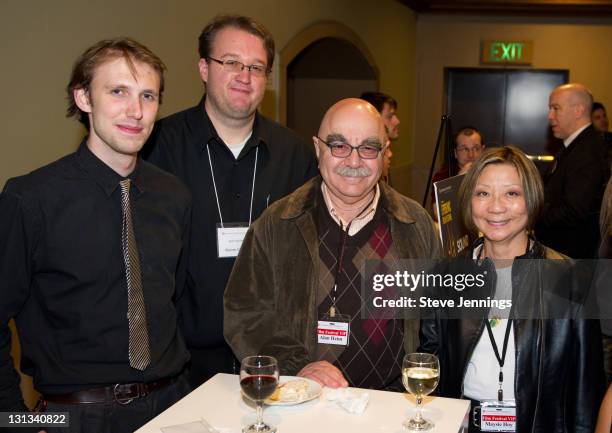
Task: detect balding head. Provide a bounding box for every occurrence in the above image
[548,83,594,139]
[554,84,593,112]
[313,98,387,207]
[317,98,385,138]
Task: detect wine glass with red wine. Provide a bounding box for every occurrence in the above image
[240,355,279,433]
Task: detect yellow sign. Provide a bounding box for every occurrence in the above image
[482,40,533,65]
[441,201,453,224]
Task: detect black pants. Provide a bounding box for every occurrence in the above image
[187,344,238,389]
[39,374,191,433]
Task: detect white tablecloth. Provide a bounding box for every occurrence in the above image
[136,373,469,433]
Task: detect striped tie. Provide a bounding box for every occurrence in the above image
[120,179,151,371]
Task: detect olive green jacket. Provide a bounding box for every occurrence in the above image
[223,176,441,375]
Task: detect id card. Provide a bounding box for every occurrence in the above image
[478,400,516,432]
[216,223,249,258]
[317,314,350,346]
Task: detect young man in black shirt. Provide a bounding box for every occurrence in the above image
[0,38,191,432]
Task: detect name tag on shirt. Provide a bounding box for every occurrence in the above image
[317,320,350,346]
[216,223,249,258]
[479,400,516,432]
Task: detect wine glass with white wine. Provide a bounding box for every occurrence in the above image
[402,352,440,431]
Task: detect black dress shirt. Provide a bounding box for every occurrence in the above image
[143,96,318,351]
[0,142,191,410]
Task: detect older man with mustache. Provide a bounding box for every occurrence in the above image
[224,98,440,390]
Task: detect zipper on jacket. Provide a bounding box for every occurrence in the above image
[529,258,545,433]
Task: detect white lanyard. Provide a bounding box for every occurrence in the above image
[206,143,258,228]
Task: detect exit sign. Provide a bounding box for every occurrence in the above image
[482,40,533,65]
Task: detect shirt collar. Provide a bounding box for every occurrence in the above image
[193,94,271,157]
[321,182,380,233]
[281,176,416,225]
[76,139,144,197]
[563,122,591,147]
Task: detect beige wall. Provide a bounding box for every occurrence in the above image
[2,0,417,406]
[0,0,416,189]
[407,14,612,202]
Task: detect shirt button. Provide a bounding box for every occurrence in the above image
[233,193,241,199]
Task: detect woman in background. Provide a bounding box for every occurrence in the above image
[420,146,604,432]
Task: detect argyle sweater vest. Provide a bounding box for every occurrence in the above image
[315,197,404,390]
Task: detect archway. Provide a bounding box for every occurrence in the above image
[279,21,378,142]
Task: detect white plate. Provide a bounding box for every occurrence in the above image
[265,376,322,406]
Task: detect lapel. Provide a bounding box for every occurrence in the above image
[547,126,586,178]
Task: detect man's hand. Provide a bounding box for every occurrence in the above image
[458,161,473,175]
[297,361,348,388]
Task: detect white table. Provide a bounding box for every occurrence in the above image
[136,373,469,433]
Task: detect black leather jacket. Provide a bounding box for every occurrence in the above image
[419,238,605,433]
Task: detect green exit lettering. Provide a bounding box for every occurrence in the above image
[490,42,524,62]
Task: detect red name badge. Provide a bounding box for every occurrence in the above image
[317,320,349,346]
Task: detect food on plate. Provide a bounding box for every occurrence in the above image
[269,379,309,402]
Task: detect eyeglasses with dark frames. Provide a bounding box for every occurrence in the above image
[207,57,268,77]
[455,145,483,154]
[316,136,383,159]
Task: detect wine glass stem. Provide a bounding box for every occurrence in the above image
[256,401,264,427]
[415,396,423,421]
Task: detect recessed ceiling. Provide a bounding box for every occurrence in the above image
[400,0,612,15]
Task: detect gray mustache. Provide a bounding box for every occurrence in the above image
[334,166,372,177]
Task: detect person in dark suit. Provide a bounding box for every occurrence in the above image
[536,83,610,258]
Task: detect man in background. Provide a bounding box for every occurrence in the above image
[536,83,610,258]
[592,101,612,159]
[360,91,400,182]
[430,126,484,207]
[592,102,609,135]
[144,15,318,388]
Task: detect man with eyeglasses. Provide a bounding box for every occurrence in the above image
[430,126,484,206]
[452,127,484,172]
[224,98,440,390]
[144,14,318,388]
